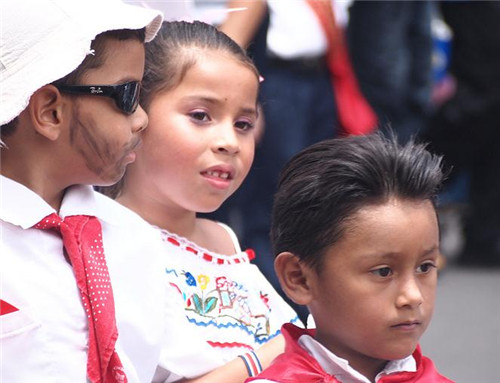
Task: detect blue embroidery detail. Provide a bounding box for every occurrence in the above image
[186,315,301,344]
[165,268,178,277]
[184,272,197,286]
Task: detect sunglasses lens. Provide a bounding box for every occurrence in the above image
[117,82,140,114]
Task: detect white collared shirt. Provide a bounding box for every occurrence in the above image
[253,332,416,383]
[0,175,166,382]
[266,0,353,60]
[266,0,328,59]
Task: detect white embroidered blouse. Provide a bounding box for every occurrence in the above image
[153,224,301,382]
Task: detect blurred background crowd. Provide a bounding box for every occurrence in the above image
[123,1,500,380]
[132,2,498,269]
[126,0,500,299]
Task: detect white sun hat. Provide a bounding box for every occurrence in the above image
[0,0,163,126]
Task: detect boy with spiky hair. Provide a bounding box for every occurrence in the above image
[249,134,453,382]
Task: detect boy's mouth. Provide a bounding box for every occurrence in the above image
[391,320,422,330]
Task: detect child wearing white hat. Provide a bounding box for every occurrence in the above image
[0,1,166,382]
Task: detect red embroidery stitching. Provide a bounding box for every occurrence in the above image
[207,340,254,350]
[161,231,254,265]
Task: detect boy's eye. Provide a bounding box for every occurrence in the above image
[371,267,392,277]
[235,120,254,131]
[189,111,210,122]
[416,261,436,274]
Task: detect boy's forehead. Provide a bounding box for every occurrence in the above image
[327,199,439,260]
[81,38,146,85]
[0,0,162,126]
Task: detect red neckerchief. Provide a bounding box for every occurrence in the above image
[247,323,454,383]
[34,214,126,383]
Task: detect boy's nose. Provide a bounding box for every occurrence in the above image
[396,276,424,309]
[132,105,148,133]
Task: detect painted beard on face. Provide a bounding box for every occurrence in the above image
[69,106,140,185]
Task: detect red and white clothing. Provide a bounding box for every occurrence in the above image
[247,323,454,383]
[152,226,301,382]
[266,0,352,61]
[0,175,166,382]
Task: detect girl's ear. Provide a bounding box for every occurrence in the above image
[28,85,66,141]
[274,252,314,306]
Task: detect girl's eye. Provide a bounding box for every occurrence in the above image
[235,120,254,131]
[416,262,437,274]
[371,267,393,278]
[189,111,210,122]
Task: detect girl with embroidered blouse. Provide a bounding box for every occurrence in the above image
[100,21,300,382]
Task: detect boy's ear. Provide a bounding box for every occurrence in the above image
[28,84,66,141]
[274,252,314,306]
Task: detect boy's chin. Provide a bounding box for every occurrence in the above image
[379,343,419,361]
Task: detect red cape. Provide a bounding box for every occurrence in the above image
[247,323,454,383]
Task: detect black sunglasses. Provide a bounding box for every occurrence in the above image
[56,81,141,115]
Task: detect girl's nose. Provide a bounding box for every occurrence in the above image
[212,123,240,155]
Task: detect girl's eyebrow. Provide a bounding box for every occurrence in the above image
[240,107,258,118]
[182,95,258,117]
[183,95,218,104]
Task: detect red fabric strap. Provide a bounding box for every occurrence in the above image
[306,0,378,136]
[34,213,127,383]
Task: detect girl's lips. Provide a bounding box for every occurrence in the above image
[201,164,235,180]
[203,169,232,180]
[201,169,234,190]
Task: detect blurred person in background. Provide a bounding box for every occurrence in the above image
[347,0,434,144]
[425,1,500,268]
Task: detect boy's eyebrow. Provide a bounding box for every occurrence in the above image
[84,76,140,86]
[363,244,440,260]
[419,244,440,258]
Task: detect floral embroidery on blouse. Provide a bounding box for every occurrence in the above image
[160,229,277,343]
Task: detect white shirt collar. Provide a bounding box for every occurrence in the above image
[0,175,121,228]
[298,333,416,383]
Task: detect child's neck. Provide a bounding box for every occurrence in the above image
[315,332,387,383]
[118,191,196,237]
[118,189,236,254]
[343,355,387,383]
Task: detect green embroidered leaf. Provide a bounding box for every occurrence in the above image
[192,294,203,313]
[204,297,218,314]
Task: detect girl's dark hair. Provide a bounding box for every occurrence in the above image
[140,20,259,111]
[100,21,260,198]
[271,133,445,272]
